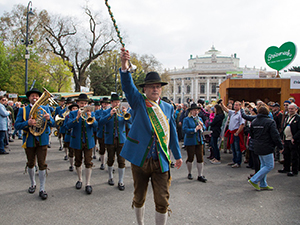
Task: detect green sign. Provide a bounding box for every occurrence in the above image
[265,41,296,71]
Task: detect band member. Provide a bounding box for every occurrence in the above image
[93,101,101,159]
[60,98,73,160]
[120,48,182,224]
[98,94,127,190]
[47,105,55,148]
[66,93,97,194]
[55,97,65,151]
[63,102,79,172]
[15,88,55,200]
[95,97,110,169]
[183,103,207,182]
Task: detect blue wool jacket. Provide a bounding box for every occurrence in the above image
[98,108,127,144]
[183,116,206,146]
[62,114,71,143]
[120,69,181,173]
[66,110,97,150]
[15,105,55,147]
[95,109,105,138]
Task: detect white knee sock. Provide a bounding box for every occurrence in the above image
[64,148,68,156]
[39,170,46,192]
[100,154,105,164]
[59,138,62,148]
[197,162,204,177]
[69,157,74,167]
[186,162,192,174]
[155,211,168,225]
[85,168,92,186]
[118,168,125,184]
[108,166,113,179]
[28,167,36,187]
[76,166,82,182]
[135,205,145,225]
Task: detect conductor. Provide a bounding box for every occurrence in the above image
[120,48,182,225]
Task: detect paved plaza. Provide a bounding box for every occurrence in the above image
[1,136,300,225]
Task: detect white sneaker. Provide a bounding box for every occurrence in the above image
[212,160,221,165]
[232,163,241,168]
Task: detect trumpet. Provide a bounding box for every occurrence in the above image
[79,106,95,125]
[114,106,131,120]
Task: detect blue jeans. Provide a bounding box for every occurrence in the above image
[231,135,242,165]
[0,131,6,153]
[250,153,274,187]
[13,129,22,138]
[211,136,220,160]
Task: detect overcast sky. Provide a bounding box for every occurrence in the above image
[1,0,300,71]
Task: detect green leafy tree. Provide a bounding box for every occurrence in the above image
[44,53,73,92]
[0,41,10,91]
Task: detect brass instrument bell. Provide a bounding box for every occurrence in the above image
[79,106,95,125]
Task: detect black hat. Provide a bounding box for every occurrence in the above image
[26,88,42,98]
[198,99,205,105]
[65,97,73,104]
[272,102,280,108]
[122,98,128,102]
[58,97,65,102]
[76,93,90,102]
[161,96,171,104]
[68,103,79,111]
[188,103,201,111]
[94,101,101,106]
[138,72,168,88]
[111,93,121,101]
[100,97,110,104]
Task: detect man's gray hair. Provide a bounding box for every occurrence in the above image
[289,103,298,109]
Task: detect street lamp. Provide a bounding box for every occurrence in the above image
[24,1,34,93]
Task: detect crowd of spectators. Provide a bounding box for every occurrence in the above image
[173,96,300,189]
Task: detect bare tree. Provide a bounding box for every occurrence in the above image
[43,8,117,91]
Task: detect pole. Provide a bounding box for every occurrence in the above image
[25,1,33,93]
[115,56,118,93]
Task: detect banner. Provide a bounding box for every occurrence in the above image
[290,76,300,89]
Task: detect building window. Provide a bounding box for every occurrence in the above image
[178,97,181,104]
[171,85,174,93]
[211,84,216,94]
[200,84,205,94]
[178,86,181,94]
[187,85,190,94]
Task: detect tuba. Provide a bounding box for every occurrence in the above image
[79,106,95,125]
[29,88,56,136]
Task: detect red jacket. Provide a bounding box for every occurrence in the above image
[224,129,246,152]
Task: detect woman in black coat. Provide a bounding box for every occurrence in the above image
[208,104,225,164]
[248,106,283,191]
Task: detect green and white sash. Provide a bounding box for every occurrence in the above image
[143,95,170,162]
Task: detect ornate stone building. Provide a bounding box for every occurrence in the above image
[166,46,274,103]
